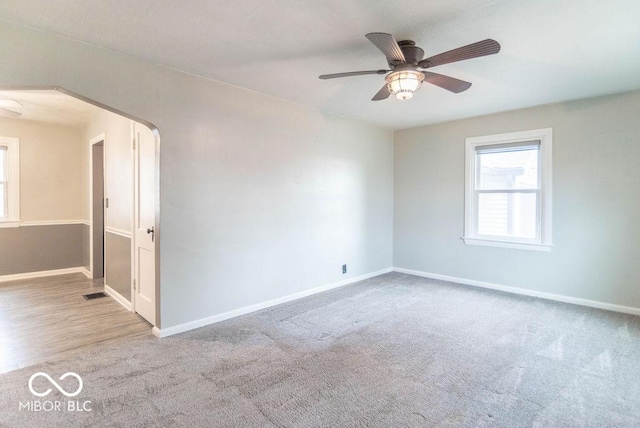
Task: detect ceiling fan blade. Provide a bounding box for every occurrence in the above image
[419,39,501,69]
[365,33,406,63]
[422,72,472,93]
[371,84,391,101]
[0,107,22,118]
[319,70,388,80]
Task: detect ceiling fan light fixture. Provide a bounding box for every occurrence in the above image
[385,70,424,100]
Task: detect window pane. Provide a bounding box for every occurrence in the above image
[0,183,5,218]
[477,147,538,190]
[0,147,6,180]
[478,192,537,239]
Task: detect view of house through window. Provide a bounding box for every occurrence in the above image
[476,143,539,239]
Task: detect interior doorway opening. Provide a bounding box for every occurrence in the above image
[0,87,161,372]
[91,138,105,280]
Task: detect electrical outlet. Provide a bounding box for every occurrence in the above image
[342,264,347,274]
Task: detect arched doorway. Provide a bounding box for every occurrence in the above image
[0,87,160,372]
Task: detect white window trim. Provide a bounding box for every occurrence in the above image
[0,136,20,228]
[463,128,552,252]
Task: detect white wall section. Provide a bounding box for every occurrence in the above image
[394,90,640,310]
[0,21,394,329]
[83,109,132,232]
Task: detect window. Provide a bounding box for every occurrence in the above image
[0,136,20,227]
[464,128,552,251]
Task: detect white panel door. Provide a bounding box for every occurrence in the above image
[133,122,156,324]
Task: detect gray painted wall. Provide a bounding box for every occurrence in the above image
[106,232,131,302]
[0,224,84,275]
[394,90,640,310]
[91,144,104,279]
[0,21,393,329]
[82,224,90,271]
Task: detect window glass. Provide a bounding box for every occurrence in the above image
[0,146,5,179]
[0,183,5,218]
[478,192,537,239]
[0,146,5,218]
[477,146,538,190]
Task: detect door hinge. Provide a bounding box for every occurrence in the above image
[133,279,136,290]
[132,139,136,150]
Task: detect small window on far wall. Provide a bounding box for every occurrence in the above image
[0,136,20,227]
[464,128,552,251]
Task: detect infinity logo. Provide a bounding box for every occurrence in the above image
[28,372,83,397]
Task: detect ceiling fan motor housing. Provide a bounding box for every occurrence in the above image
[396,40,425,66]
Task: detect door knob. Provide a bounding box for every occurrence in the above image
[146,227,154,242]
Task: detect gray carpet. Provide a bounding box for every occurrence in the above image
[1,272,639,427]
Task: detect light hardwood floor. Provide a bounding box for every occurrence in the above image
[0,273,152,374]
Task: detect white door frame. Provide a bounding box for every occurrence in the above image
[130,123,135,317]
[130,124,134,314]
[88,133,106,281]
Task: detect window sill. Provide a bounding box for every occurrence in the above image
[0,220,21,228]
[462,237,552,252]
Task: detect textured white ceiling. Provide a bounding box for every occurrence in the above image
[0,90,102,127]
[0,0,639,130]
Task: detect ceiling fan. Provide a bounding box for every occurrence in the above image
[319,33,500,101]
[0,98,23,117]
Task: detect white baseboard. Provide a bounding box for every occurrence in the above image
[394,267,640,316]
[104,284,133,312]
[80,267,91,278]
[153,267,394,338]
[0,267,87,283]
